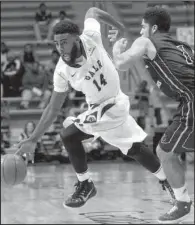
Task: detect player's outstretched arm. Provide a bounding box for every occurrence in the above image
[28,90,68,143]
[15,90,68,155]
[113,36,149,71]
[85,7,125,38]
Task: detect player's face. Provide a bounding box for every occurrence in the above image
[54,33,80,66]
[140,19,158,37]
[140,19,150,37]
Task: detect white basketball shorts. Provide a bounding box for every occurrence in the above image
[63,92,147,155]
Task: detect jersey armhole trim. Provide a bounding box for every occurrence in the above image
[148,37,158,61]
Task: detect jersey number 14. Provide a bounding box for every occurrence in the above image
[93,73,107,91]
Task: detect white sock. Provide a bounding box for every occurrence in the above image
[173,185,191,202]
[76,170,90,182]
[153,165,167,181]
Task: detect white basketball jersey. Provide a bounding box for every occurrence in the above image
[53,18,121,104]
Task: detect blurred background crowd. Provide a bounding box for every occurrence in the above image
[1,1,194,165]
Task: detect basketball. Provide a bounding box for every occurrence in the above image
[1,154,27,186]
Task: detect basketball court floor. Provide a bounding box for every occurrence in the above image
[1,160,194,224]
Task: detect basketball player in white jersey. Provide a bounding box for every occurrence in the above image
[16,7,175,208]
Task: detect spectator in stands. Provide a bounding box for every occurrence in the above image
[20,43,38,69]
[1,133,6,155]
[1,71,4,98]
[2,51,25,97]
[151,87,163,126]
[19,121,41,164]
[47,10,68,41]
[1,42,9,72]
[38,63,52,109]
[1,100,10,151]
[19,62,48,109]
[33,2,52,42]
[62,87,86,118]
[45,49,59,88]
[69,90,85,108]
[39,49,60,109]
[135,80,150,130]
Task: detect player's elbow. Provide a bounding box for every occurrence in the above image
[87,7,98,13]
[85,7,100,20]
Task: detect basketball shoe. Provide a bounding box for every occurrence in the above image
[63,179,97,208]
[158,200,192,223]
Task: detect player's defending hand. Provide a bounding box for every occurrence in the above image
[113,38,128,55]
[108,28,119,42]
[108,26,128,43]
[15,139,37,156]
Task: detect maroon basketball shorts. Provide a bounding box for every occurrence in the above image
[159,100,194,153]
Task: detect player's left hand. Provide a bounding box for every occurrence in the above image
[113,38,128,54]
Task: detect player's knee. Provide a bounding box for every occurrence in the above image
[60,127,74,146]
[156,145,176,163]
[156,145,164,160]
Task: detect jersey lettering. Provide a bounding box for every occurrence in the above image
[85,60,103,80]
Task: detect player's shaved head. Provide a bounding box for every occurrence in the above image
[143,6,171,32]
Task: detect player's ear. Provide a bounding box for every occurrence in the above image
[152,25,158,34]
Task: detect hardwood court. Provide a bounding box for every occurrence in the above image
[1,160,194,224]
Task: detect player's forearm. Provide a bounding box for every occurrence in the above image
[112,39,132,71]
[28,105,59,142]
[29,91,68,142]
[87,7,125,34]
[113,37,148,71]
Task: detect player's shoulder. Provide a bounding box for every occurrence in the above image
[55,57,67,72]
[54,57,68,79]
[82,18,101,36]
[135,36,152,46]
[84,17,100,27]
[81,18,103,47]
[135,37,157,60]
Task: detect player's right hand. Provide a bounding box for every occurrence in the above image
[15,139,36,156]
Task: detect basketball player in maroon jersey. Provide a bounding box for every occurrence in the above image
[110,5,194,224]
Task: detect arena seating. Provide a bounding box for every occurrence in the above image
[1,1,75,65]
[114,1,194,39]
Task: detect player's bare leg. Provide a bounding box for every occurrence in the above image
[126,142,175,203]
[157,146,192,224]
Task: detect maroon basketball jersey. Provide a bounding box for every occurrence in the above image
[144,33,194,102]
